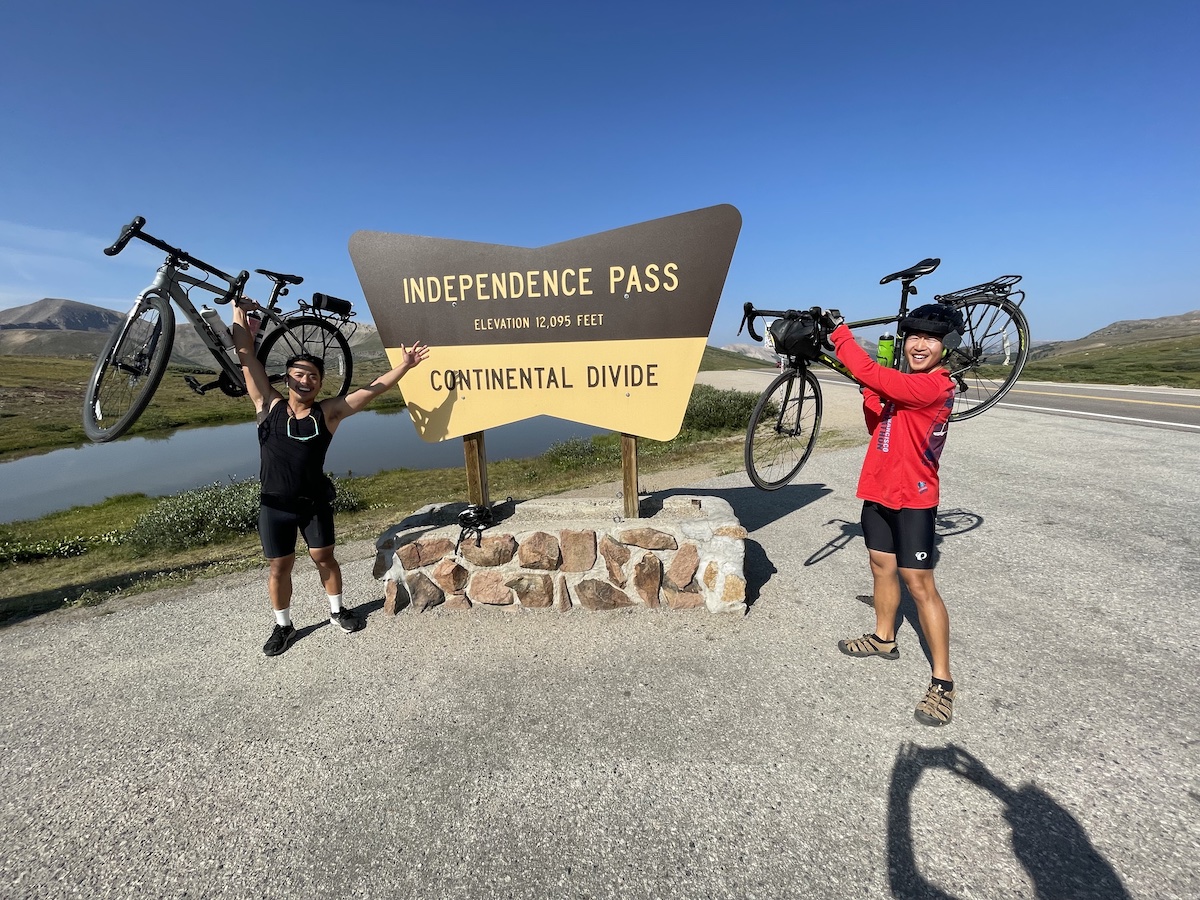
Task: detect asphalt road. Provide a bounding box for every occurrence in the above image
[989,380,1200,432]
[2,390,1198,899]
[814,372,1200,433]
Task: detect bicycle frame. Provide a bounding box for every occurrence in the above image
[145,263,243,381]
[125,253,355,396]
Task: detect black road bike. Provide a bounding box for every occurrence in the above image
[83,216,358,442]
[739,258,1029,490]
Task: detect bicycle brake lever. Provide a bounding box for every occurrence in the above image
[216,270,250,305]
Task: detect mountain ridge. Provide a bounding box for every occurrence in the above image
[3,298,1198,365]
[0,297,388,363]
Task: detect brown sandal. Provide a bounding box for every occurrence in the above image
[837,633,899,660]
[914,682,955,726]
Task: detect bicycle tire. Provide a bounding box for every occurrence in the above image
[745,367,823,490]
[257,315,353,400]
[945,297,1030,421]
[82,293,175,442]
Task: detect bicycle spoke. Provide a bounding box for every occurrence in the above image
[82,294,175,442]
[948,298,1029,421]
[258,315,354,401]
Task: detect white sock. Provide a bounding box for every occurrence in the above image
[328,594,343,615]
[274,607,292,627]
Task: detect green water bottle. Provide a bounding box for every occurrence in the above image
[877,332,895,368]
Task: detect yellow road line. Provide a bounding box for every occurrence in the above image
[1010,388,1200,410]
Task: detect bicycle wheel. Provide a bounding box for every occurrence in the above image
[745,367,823,490]
[257,315,353,400]
[82,293,175,442]
[946,298,1029,422]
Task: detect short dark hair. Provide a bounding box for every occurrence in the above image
[285,352,325,376]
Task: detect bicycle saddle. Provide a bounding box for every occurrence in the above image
[255,268,304,285]
[880,258,940,285]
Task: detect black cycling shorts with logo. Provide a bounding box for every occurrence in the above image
[860,501,937,569]
[258,495,335,559]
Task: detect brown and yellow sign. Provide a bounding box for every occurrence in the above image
[349,204,741,442]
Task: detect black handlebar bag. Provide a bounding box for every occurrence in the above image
[769,312,823,361]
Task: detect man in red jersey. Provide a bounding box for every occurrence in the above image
[821,303,966,726]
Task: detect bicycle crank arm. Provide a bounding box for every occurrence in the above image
[184,375,222,395]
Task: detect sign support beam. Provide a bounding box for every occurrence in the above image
[621,433,639,519]
[464,432,489,507]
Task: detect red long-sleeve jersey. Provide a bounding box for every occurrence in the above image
[829,324,955,509]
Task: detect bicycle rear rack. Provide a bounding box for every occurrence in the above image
[935,275,1024,309]
[297,292,359,340]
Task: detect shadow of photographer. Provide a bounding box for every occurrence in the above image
[887,742,1130,899]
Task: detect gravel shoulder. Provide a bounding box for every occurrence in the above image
[2,373,1197,899]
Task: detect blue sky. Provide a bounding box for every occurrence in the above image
[1,0,1195,344]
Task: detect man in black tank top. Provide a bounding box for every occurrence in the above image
[232,297,430,657]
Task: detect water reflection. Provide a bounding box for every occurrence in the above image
[0,412,605,523]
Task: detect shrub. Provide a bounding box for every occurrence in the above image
[677,384,759,436]
[0,529,127,568]
[542,435,621,471]
[126,475,363,553]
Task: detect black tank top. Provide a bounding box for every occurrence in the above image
[258,400,335,508]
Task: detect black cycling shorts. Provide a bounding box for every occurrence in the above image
[860,501,937,569]
[258,498,335,559]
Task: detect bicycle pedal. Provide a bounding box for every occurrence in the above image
[183,375,221,395]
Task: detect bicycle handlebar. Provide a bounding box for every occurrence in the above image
[740,301,829,343]
[739,301,763,342]
[103,214,241,289]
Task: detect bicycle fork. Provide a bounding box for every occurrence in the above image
[776,366,810,436]
[110,294,166,378]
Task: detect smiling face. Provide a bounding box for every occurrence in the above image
[904,331,945,374]
[286,361,324,399]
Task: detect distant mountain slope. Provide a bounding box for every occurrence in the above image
[721,335,880,363]
[1031,309,1200,361]
[721,342,776,363]
[0,298,390,367]
[701,345,775,371]
[0,298,123,333]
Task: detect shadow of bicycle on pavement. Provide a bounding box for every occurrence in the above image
[803,507,985,567]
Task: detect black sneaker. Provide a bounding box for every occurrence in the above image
[330,607,363,634]
[263,623,297,657]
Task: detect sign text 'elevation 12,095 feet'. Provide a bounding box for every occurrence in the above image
[349,204,742,442]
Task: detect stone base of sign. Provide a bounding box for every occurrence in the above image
[373,496,747,615]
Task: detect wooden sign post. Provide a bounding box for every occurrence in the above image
[464,432,489,507]
[622,434,639,519]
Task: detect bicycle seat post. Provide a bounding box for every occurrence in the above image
[266,280,286,310]
[899,278,915,315]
